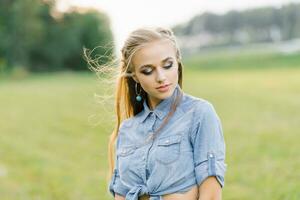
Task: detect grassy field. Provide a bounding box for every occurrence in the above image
[0,51,300,200]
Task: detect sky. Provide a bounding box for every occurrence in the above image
[57,0,300,54]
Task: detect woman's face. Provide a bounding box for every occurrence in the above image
[131,39,179,109]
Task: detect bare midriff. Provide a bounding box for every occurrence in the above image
[139,184,198,200]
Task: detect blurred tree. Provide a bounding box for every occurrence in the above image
[281,4,300,40]
[0,0,114,72]
[172,3,300,48]
[63,11,114,71]
[0,0,44,69]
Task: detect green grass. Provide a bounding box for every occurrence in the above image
[184,68,300,199]
[1,52,300,199]
[0,72,113,200]
[183,50,300,70]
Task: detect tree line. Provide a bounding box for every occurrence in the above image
[173,3,300,48]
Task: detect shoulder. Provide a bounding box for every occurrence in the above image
[180,91,216,117]
[117,117,138,147]
[184,94,224,145]
[118,115,140,137]
[119,116,136,132]
[180,92,221,138]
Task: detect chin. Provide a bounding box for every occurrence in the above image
[158,87,174,99]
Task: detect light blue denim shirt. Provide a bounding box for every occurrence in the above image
[109,84,227,200]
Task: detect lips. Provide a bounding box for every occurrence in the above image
[156,84,171,89]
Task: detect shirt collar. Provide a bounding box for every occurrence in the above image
[139,83,181,123]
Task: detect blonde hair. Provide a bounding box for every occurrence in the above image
[84,26,184,187]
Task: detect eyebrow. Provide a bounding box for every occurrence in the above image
[139,57,173,69]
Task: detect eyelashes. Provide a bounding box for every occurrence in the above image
[141,62,173,75]
[164,63,173,69]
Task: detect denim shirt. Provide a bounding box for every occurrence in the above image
[109,84,227,200]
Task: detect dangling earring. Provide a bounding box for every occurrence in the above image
[135,82,142,102]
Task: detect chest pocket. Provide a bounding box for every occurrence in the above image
[117,146,136,174]
[155,134,182,164]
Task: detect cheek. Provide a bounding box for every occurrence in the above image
[139,76,154,89]
[168,65,179,78]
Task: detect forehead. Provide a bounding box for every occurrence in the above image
[132,39,176,68]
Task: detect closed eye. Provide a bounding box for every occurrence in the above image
[141,62,173,75]
[141,67,153,75]
[164,62,173,69]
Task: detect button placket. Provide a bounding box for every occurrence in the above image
[141,111,157,182]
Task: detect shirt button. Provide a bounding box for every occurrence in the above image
[165,140,169,144]
[209,153,214,158]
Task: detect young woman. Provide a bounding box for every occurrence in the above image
[106,27,227,200]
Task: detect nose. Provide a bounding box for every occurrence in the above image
[156,68,166,83]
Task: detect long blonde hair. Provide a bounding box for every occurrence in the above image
[84,26,184,186]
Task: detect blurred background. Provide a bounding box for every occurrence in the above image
[1,0,300,199]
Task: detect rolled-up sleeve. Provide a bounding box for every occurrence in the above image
[190,102,227,188]
[108,136,129,197]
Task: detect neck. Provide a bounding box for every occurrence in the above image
[147,96,162,110]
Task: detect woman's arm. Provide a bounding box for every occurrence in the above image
[198,176,222,200]
[109,133,129,198]
[190,102,227,200]
[115,194,126,200]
